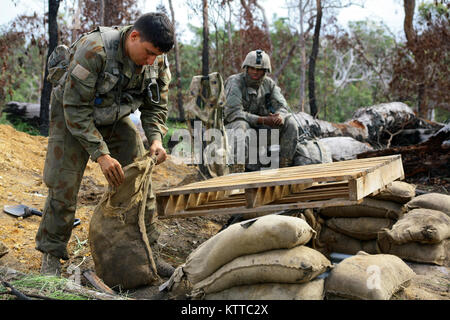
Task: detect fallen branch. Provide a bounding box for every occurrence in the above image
[82,270,116,295]
[1,280,32,300]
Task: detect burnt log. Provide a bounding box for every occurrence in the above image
[357,124,450,180]
[294,102,443,147]
[4,101,41,127]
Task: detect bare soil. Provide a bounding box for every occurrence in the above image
[0,123,448,300]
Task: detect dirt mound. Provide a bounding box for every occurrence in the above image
[0,124,225,282]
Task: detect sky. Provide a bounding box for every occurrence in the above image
[0,0,408,42]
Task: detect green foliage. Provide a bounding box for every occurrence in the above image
[163,119,188,150]
[0,113,41,136]
[8,275,90,300]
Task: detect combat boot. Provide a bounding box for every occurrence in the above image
[229,164,245,174]
[40,252,61,276]
[279,158,293,168]
[151,243,175,278]
[155,256,175,278]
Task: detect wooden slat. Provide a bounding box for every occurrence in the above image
[156,155,404,219]
[158,198,363,219]
[348,156,404,200]
[156,155,401,196]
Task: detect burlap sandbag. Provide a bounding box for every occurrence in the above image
[378,208,450,245]
[190,246,331,298]
[371,181,416,204]
[89,155,158,290]
[325,251,415,300]
[319,225,379,255]
[325,217,395,240]
[377,238,449,266]
[319,198,404,220]
[203,279,325,300]
[177,215,315,285]
[404,193,450,215]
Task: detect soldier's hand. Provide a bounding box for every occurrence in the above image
[149,140,167,165]
[97,154,125,187]
[259,113,284,127]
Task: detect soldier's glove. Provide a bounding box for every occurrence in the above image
[258,113,284,128]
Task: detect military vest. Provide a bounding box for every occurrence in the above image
[47,26,168,126]
[236,74,275,117]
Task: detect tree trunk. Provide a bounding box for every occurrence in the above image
[100,0,105,26]
[298,0,308,113]
[255,1,273,53]
[403,0,416,46]
[308,0,322,118]
[39,0,60,136]
[202,0,209,77]
[226,2,236,73]
[168,0,185,121]
[403,0,426,118]
[273,42,297,82]
[71,0,81,43]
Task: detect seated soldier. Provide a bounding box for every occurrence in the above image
[224,49,299,170]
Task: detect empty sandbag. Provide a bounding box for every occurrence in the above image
[191,246,331,298]
[325,217,395,240]
[179,215,316,285]
[377,238,449,266]
[378,209,450,245]
[89,155,158,290]
[203,279,325,300]
[404,193,450,215]
[371,181,416,204]
[319,198,404,220]
[325,251,415,300]
[319,225,379,255]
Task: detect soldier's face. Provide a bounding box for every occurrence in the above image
[247,66,265,80]
[126,30,164,66]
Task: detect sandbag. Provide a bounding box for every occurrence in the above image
[325,217,395,241]
[191,246,331,298]
[371,181,416,204]
[89,155,158,290]
[203,279,325,300]
[320,136,373,161]
[377,239,449,266]
[378,209,450,245]
[319,198,404,220]
[404,193,450,215]
[319,226,379,255]
[179,215,315,285]
[324,251,415,300]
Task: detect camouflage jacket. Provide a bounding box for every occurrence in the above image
[223,72,289,126]
[54,25,171,161]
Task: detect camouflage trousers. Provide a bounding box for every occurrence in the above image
[35,92,159,260]
[225,115,298,169]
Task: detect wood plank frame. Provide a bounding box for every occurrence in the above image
[156,155,404,219]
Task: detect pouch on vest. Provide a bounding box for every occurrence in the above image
[47,45,70,86]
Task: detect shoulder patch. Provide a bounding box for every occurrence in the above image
[72,63,91,81]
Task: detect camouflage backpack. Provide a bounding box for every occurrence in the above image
[184,72,229,177]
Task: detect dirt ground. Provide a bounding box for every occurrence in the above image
[0,123,448,300]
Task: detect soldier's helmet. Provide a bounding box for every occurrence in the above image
[241,49,272,73]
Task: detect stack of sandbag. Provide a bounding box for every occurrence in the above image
[325,251,416,300]
[377,193,450,266]
[163,214,332,300]
[318,181,416,255]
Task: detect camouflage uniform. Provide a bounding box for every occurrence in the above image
[224,72,298,169]
[36,25,171,260]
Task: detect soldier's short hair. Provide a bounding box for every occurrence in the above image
[133,12,174,53]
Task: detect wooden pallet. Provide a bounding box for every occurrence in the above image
[156,155,404,219]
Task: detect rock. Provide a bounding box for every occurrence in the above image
[0,241,9,258]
